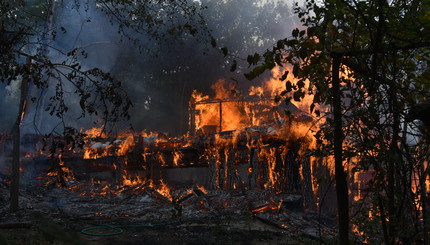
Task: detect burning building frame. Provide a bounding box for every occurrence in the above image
[0,77,340,243]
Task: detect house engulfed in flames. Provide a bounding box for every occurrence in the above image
[12,69,338,215]
[59,76,323,210]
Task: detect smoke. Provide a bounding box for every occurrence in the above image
[19,0,124,135]
[1,0,298,136]
[105,0,298,135]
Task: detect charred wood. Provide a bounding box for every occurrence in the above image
[285,144,301,194]
[227,148,236,190]
[208,150,217,190]
[248,147,258,190]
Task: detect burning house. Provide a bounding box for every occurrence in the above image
[0,72,340,242]
[60,77,319,197]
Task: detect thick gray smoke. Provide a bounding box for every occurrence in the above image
[1,0,298,136]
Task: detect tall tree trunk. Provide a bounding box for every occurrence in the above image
[332,54,349,244]
[10,57,31,212]
[302,156,316,211]
[387,85,402,244]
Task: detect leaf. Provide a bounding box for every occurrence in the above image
[274,95,281,104]
[275,53,282,66]
[276,39,285,49]
[264,50,274,64]
[293,90,304,101]
[221,47,228,57]
[245,62,274,80]
[297,79,305,89]
[211,37,217,47]
[230,60,237,72]
[247,53,261,67]
[310,103,315,113]
[293,63,300,76]
[286,39,299,46]
[285,80,293,92]
[292,28,300,38]
[280,71,289,81]
[299,30,306,37]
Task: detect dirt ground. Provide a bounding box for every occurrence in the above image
[0,213,334,245]
[0,170,337,245]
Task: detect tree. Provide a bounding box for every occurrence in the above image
[0,0,209,211]
[243,0,430,243]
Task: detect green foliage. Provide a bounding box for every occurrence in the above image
[245,0,430,243]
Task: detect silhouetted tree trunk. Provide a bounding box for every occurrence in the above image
[302,156,316,211]
[10,57,31,212]
[332,54,349,243]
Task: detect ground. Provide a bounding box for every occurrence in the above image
[0,215,331,245]
[0,182,337,245]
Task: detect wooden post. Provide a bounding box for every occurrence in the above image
[276,147,285,192]
[248,147,258,190]
[227,148,235,190]
[218,148,225,190]
[115,157,124,185]
[188,102,197,136]
[286,144,300,194]
[146,152,160,186]
[219,101,222,132]
[208,149,217,190]
[259,148,269,189]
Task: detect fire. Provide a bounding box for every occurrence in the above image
[154,179,172,200]
[122,173,144,186]
[46,154,76,187]
[117,134,135,156]
[172,150,184,167]
[84,127,108,138]
[195,185,208,194]
[190,65,316,138]
[31,65,325,227]
[249,66,288,98]
[83,133,132,159]
[261,147,279,190]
